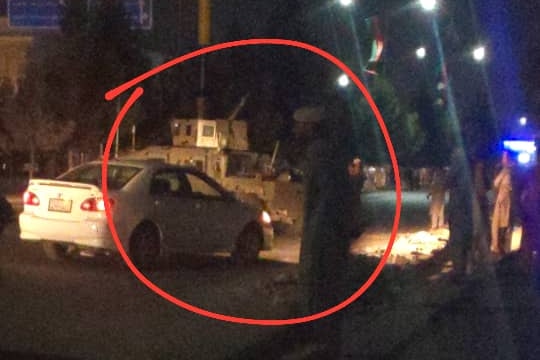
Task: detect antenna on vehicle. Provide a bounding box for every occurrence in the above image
[227,93,250,121]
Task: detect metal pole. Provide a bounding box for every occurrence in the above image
[270,140,280,169]
[131,124,136,151]
[115,99,120,158]
[115,131,119,159]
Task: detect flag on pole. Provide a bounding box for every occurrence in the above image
[364,15,384,75]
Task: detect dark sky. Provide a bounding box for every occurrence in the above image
[475,0,540,134]
[211,0,540,133]
[1,0,538,133]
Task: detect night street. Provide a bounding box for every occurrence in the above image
[2,191,539,359]
[0,198,298,359]
[0,190,421,359]
[1,0,540,358]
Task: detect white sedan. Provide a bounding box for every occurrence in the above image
[19,159,273,268]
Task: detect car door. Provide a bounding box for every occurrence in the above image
[184,171,246,252]
[148,169,202,252]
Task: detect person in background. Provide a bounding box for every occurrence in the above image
[427,168,446,230]
[347,157,366,239]
[490,151,513,255]
[348,157,364,184]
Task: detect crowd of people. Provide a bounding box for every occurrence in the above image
[424,145,540,291]
[344,145,539,292]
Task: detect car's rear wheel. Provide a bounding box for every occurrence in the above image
[129,223,160,270]
[42,241,70,261]
[232,224,262,265]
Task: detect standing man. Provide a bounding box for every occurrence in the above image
[427,168,446,230]
[297,96,356,357]
[347,157,366,239]
[298,107,352,313]
[491,151,513,255]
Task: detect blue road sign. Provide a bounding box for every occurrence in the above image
[8,0,152,29]
[8,0,62,28]
[124,0,152,30]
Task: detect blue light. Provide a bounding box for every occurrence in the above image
[502,140,536,153]
[517,152,532,164]
[502,139,537,166]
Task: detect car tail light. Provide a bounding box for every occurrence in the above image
[23,191,40,206]
[81,197,114,212]
[261,210,272,225]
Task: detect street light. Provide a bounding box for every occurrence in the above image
[337,73,350,87]
[519,116,527,126]
[419,0,437,11]
[338,0,354,7]
[472,46,485,62]
[416,46,427,59]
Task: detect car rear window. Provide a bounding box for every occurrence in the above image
[57,164,141,190]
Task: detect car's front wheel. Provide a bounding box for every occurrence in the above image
[129,223,160,270]
[232,224,262,265]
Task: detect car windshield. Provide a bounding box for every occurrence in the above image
[57,164,141,190]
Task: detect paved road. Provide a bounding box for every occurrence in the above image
[0,190,452,359]
[5,189,535,360]
[0,219,300,359]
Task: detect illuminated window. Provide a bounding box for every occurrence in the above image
[202,125,215,137]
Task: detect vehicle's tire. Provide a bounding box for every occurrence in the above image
[129,223,160,270]
[232,224,262,266]
[42,241,69,261]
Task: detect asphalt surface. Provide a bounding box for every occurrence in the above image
[233,251,540,360]
[234,192,540,360]
[2,191,539,359]
[0,220,299,359]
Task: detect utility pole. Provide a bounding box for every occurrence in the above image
[115,98,120,158]
[197,0,211,119]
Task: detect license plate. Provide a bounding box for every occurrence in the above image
[48,198,72,213]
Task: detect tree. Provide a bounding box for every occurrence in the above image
[56,0,149,154]
[354,76,425,166]
[3,61,75,178]
[0,1,150,175]
[0,77,15,158]
[412,80,454,166]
